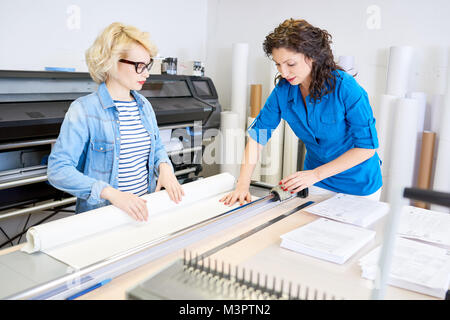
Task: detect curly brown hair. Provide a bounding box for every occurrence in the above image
[263,18,344,103]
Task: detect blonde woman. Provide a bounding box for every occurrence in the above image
[48,22,184,222]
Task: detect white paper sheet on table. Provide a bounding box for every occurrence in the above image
[280,218,376,265]
[21,173,251,269]
[46,193,250,269]
[358,237,450,299]
[304,193,389,228]
[398,206,450,249]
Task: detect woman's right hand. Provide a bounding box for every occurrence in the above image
[101,187,148,222]
[219,183,252,207]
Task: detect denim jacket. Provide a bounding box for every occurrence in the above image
[47,82,173,213]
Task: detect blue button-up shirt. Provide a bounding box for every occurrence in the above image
[47,82,173,213]
[248,70,382,196]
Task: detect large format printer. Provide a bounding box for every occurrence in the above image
[0,70,221,247]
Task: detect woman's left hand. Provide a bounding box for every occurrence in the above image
[280,169,321,193]
[155,163,185,203]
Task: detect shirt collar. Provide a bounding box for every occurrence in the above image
[287,83,331,106]
[97,82,145,109]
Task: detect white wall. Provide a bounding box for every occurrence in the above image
[205,0,450,115]
[0,0,207,72]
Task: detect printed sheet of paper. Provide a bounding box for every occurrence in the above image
[280,218,376,264]
[358,237,450,298]
[304,193,389,227]
[398,206,450,249]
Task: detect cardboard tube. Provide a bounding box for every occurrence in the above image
[415,131,436,209]
[250,84,262,118]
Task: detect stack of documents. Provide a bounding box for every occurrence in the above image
[305,193,390,228]
[280,218,376,264]
[358,237,450,299]
[398,206,450,249]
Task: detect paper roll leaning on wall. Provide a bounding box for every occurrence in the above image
[376,94,398,201]
[415,131,436,209]
[230,43,249,131]
[338,55,357,77]
[406,92,427,187]
[385,97,421,206]
[22,173,238,268]
[385,46,414,97]
[220,111,245,178]
[248,84,263,181]
[431,60,450,213]
[282,123,299,178]
[260,62,284,185]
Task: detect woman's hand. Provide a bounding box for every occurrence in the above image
[155,162,185,203]
[101,187,148,222]
[219,182,252,206]
[280,169,321,193]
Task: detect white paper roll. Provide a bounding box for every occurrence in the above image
[338,55,357,76]
[433,47,449,95]
[231,43,249,131]
[282,121,299,178]
[385,46,414,97]
[269,61,278,92]
[220,111,245,178]
[431,140,450,213]
[376,94,399,177]
[261,121,285,185]
[247,116,261,181]
[387,98,421,205]
[431,64,450,213]
[428,94,445,134]
[22,173,236,254]
[406,92,427,187]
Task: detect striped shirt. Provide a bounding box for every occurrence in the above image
[114,100,151,196]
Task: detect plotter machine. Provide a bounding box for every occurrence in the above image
[0,70,221,238]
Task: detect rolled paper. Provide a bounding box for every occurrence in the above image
[220,111,245,179]
[230,43,249,131]
[250,84,262,118]
[247,116,261,181]
[415,131,436,209]
[386,97,421,205]
[385,46,414,97]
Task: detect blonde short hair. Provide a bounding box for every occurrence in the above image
[85,22,158,84]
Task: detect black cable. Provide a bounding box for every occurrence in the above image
[17,213,32,245]
[0,207,64,249]
[0,227,14,247]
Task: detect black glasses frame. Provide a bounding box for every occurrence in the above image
[119,58,154,74]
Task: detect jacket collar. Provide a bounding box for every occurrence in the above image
[97,82,145,109]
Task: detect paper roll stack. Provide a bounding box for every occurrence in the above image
[248,84,263,181]
[220,111,245,178]
[385,46,414,97]
[231,43,249,131]
[385,98,421,205]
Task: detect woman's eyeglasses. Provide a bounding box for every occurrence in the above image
[119,58,154,74]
